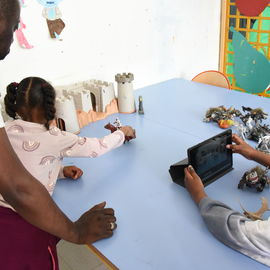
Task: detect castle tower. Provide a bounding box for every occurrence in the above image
[55,95,80,134]
[115,73,135,113]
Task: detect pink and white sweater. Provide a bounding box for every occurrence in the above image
[1,119,125,210]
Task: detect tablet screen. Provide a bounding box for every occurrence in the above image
[188,130,232,184]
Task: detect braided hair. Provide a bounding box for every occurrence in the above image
[4,77,56,130]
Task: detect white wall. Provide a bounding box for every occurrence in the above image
[0,0,221,95]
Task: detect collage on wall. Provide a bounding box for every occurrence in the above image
[16,0,65,49]
[220,0,270,97]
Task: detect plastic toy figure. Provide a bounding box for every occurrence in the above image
[238,106,270,142]
[256,135,270,153]
[113,117,122,129]
[204,105,240,128]
[243,122,270,142]
[104,118,136,143]
[241,106,268,124]
[138,96,144,115]
[241,197,269,221]
[238,166,269,192]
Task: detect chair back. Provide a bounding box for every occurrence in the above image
[192,70,231,89]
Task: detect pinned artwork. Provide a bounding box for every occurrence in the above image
[36,0,65,39]
[16,1,33,49]
[15,18,34,49]
[220,1,270,96]
[235,0,269,17]
[231,27,270,94]
[46,18,65,39]
[19,0,26,7]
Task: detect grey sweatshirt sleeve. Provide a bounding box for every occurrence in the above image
[199,197,270,267]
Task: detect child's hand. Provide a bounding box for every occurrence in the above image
[119,126,136,141]
[226,134,256,160]
[184,165,207,205]
[63,166,83,180]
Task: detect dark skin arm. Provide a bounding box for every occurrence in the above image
[0,128,116,244]
[226,134,270,167]
[184,165,207,205]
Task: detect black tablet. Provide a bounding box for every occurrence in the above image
[187,129,233,186]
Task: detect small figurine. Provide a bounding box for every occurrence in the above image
[239,106,270,142]
[138,96,144,115]
[256,135,270,153]
[240,197,269,221]
[203,105,240,128]
[218,119,234,129]
[113,117,122,129]
[238,166,269,192]
[241,106,268,124]
[104,118,136,143]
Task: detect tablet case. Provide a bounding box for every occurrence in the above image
[169,130,233,187]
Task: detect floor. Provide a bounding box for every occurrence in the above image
[57,240,111,270]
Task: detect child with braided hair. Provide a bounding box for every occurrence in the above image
[3,76,135,210]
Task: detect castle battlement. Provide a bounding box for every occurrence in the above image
[115,73,134,83]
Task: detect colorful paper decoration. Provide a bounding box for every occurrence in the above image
[235,0,270,16]
[231,27,270,94]
[15,18,34,49]
[19,0,26,7]
[46,19,65,39]
[16,0,33,49]
[36,0,65,39]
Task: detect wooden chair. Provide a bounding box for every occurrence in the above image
[192,70,231,89]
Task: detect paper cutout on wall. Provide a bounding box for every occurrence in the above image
[46,19,65,39]
[235,0,269,16]
[19,0,26,7]
[36,0,65,39]
[231,27,270,93]
[36,0,63,7]
[16,0,33,49]
[15,18,34,49]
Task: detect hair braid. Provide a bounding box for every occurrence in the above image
[41,83,56,130]
[4,82,19,119]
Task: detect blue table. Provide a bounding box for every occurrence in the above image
[53,79,270,270]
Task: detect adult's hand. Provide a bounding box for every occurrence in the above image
[74,202,117,244]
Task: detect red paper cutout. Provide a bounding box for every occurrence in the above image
[235,0,270,16]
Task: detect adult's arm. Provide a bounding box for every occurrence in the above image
[0,128,115,244]
[199,197,270,266]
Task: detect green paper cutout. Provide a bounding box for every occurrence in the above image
[249,7,270,55]
[231,26,270,93]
